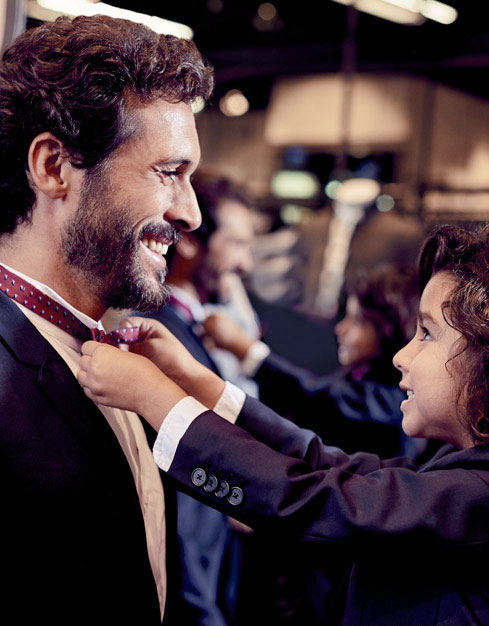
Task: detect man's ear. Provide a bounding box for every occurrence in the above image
[176,233,201,260]
[27,132,72,199]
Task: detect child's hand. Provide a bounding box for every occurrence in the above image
[119,316,226,408]
[77,341,187,430]
[120,316,199,385]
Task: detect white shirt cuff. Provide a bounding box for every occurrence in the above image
[152,383,245,472]
[153,396,208,471]
[240,340,271,377]
[213,381,245,423]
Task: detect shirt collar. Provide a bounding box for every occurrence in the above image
[0,262,105,330]
[168,284,206,324]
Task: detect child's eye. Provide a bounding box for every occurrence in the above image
[420,326,432,341]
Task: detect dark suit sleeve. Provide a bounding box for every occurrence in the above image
[166,396,489,549]
[255,351,403,426]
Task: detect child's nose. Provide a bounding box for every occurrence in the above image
[393,339,413,372]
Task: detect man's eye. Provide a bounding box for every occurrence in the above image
[163,170,177,183]
[157,170,178,184]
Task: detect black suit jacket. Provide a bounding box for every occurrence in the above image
[166,396,489,625]
[254,351,407,457]
[0,292,172,625]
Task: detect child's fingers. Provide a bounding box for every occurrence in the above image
[120,316,148,330]
[81,340,102,356]
[121,316,166,340]
[77,368,106,402]
[77,360,99,390]
[78,354,91,373]
[119,316,138,330]
[77,369,88,387]
[120,316,152,341]
[80,385,99,404]
[77,369,99,396]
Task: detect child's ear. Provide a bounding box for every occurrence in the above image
[176,234,201,260]
[27,132,72,199]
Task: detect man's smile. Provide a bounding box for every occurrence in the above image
[140,237,170,269]
[139,221,180,269]
[141,237,169,257]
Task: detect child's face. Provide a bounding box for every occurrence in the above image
[393,271,471,449]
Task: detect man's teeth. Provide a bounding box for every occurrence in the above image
[142,238,169,256]
[407,390,414,399]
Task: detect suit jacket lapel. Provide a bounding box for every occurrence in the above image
[38,345,125,450]
[0,291,47,366]
[0,292,129,455]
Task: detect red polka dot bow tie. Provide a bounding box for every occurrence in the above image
[0,265,140,347]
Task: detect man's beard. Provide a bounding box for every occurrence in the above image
[61,167,179,313]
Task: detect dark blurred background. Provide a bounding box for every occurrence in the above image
[4,0,488,372]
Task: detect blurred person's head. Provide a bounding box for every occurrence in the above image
[169,171,254,302]
[0,15,213,316]
[335,263,418,371]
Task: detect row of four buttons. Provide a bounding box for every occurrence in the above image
[191,467,244,506]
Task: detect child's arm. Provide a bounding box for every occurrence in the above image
[120,316,226,409]
[77,341,187,430]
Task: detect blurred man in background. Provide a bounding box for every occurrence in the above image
[148,171,256,626]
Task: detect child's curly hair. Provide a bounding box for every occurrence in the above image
[418,224,489,446]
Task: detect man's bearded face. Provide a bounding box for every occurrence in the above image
[61,166,179,313]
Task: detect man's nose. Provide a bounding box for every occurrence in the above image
[165,185,201,233]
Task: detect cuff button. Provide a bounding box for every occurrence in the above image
[191,468,207,487]
[204,474,219,492]
[227,486,244,506]
[215,480,230,499]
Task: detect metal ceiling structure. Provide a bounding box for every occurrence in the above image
[107,1,489,107]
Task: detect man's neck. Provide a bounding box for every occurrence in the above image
[0,171,106,320]
[0,242,105,321]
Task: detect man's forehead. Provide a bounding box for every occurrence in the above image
[138,99,195,134]
[117,98,200,161]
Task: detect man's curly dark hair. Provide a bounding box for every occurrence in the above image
[0,15,214,234]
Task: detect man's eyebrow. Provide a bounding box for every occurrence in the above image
[418,311,439,326]
[154,158,192,167]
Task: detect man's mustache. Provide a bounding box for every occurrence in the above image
[140,223,181,245]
